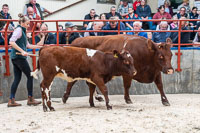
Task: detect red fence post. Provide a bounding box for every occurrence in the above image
[31,22,37,70]
[56,21,59,46]
[175,20,182,72]
[3,21,11,76]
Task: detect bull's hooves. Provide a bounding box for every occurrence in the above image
[95,96,104,102]
[162,101,170,106]
[125,100,133,104]
[107,106,112,110]
[62,96,68,104]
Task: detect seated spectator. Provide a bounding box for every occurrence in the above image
[189,7,199,29]
[26,7,41,31]
[23,0,52,20]
[84,21,104,37]
[114,15,126,33]
[0,4,14,30]
[102,17,125,36]
[100,13,108,27]
[152,21,171,43]
[125,7,138,30]
[127,21,148,38]
[170,16,178,29]
[153,5,172,26]
[58,25,63,31]
[170,17,190,45]
[177,0,190,14]
[176,7,188,19]
[118,0,133,18]
[133,0,141,13]
[193,27,200,46]
[34,23,56,45]
[83,9,98,29]
[86,16,100,30]
[136,0,153,30]
[0,24,14,46]
[59,22,81,44]
[106,6,122,20]
[164,0,173,17]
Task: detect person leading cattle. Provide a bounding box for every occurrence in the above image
[7,13,42,107]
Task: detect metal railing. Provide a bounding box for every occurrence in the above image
[0,19,200,76]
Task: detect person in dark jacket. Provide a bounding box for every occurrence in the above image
[23,0,51,20]
[83,9,98,29]
[0,4,14,29]
[136,0,153,29]
[59,22,82,44]
[8,14,42,107]
[106,6,122,20]
[170,17,190,46]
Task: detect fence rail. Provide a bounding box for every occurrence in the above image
[1,19,200,76]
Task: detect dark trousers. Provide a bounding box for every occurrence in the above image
[10,58,33,99]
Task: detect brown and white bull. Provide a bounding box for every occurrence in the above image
[32,46,136,111]
[65,35,174,106]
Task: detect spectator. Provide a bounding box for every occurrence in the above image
[133,0,141,12]
[170,16,178,29]
[35,23,56,45]
[59,22,81,44]
[58,25,63,31]
[118,0,133,18]
[176,7,188,19]
[125,7,138,30]
[100,13,108,27]
[177,0,190,14]
[102,17,125,36]
[170,17,190,45]
[0,4,14,29]
[193,27,200,46]
[189,7,199,28]
[164,0,173,17]
[26,7,41,31]
[84,21,104,37]
[106,6,122,20]
[136,0,153,30]
[152,21,171,43]
[23,0,52,20]
[0,24,14,46]
[127,21,148,38]
[153,5,172,25]
[86,16,100,30]
[83,9,98,29]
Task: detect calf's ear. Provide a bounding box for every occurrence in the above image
[147,39,155,52]
[113,50,121,58]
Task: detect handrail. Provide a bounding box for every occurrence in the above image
[43,0,86,18]
[1,19,200,75]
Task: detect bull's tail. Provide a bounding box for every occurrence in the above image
[31,47,44,79]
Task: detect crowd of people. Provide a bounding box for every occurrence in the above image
[1,0,200,46]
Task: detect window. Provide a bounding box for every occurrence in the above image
[97,0,115,4]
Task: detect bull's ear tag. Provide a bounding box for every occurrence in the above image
[114,54,118,58]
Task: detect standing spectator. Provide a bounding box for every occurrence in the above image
[133,0,141,12]
[153,5,172,25]
[136,0,153,30]
[23,0,52,20]
[177,0,190,14]
[83,9,98,29]
[102,17,125,36]
[0,4,14,29]
[35,23,56,45]
[118,0,133,18]
[127,21,148,38]
[84,21,104,37]
[193,27,200,46]
[125,7,138,30]
[59,22,81,44]
[164,0,173,17]
[8,14,42,107]
[176,7,188,19]
[170,17,190,45]
[26,7,41,31]
[106,6,122,20]
[152,21,171,43]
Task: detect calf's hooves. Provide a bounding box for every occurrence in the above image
[162,101,170,106]
[125,99,133,104]
[62,96,68,104]
[107,105,112,110]
[95,96,104,102]
[50,107,55,111]
[43,106,48,112]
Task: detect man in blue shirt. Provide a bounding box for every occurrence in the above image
[102,17,125,35]
[127,21,148,38]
